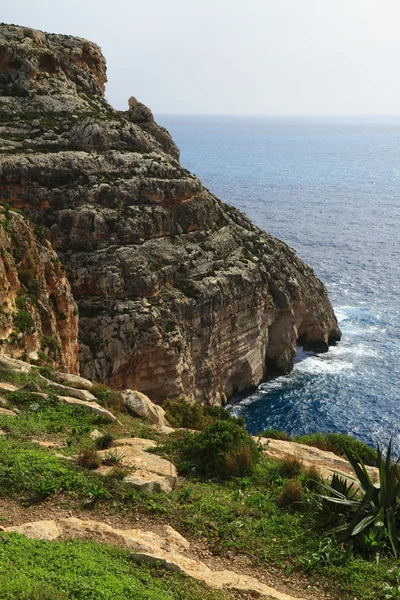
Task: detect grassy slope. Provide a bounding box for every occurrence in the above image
[0,534,229,600]
[0,365,398,600]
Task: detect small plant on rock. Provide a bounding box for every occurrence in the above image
[102,449,125,466]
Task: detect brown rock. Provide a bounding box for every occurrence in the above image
[0,210,79,373]
[0,24,341,405]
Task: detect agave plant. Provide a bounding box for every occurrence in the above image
[318,440,400,557]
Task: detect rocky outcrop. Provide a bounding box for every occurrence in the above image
[0,206,78,372]
[0,24,341,404]
[258,437,379,484]
[122,389,171,429]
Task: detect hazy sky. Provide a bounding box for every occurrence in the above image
[3,0,400,115]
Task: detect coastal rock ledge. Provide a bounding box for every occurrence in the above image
[0,24,341,404]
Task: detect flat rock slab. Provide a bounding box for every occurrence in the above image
[97,445,177,487]
[59,372,93,389]
[0,407,17,416]
[259,438,378,483]
[5,518,305,600]
[58,396,121,424]
[0,356,32,373]
[0,382,18,392]
[39,375,97,402]
[114,437,157,451]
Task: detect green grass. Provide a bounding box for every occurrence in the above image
[294,432,377,466]
[0,436,101,500]
[0,392,103,437]
[0,534,231,600]
[0,364,395,599]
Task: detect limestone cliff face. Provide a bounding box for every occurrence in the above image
[0,206,79,372]
[0,24,341,404]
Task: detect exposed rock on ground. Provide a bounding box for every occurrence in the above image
[122,389,171,429]
[5,517,305,600]
[259,437,379,483]
[0,24,341,404]
[96,437,177,493]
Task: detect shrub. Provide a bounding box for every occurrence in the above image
[95,433,114,450]
[92,384,125,414]
[163,397,244,430]
[277,480,304,510]
[102,449,125,466]
[317,440,400,557]
[277,455,303,479]
[260,429,292,441]
[163,397,207,429]
[77,448,101,470]
[13,310,35,333]
[163,420,260,479]
[302,465,323,491]
[17,269,37,295]
[295,432,377,466]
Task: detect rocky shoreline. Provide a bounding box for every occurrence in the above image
[0,24,340,404]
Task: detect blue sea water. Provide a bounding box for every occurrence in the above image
[158,115,400,449]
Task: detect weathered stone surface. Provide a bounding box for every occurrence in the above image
[0,381,18,392]
[5,518,305,600]
[114,437,157,451]
[122,390,169,427]
[97,444,177,487]
[89,428,103,439]
[38,374,96,401]
[58,395,120,423]
[0,355,32,373]
[59,372,93,389]
[0,24,341,405]
[124,469,173,493]
[0,407,17,416]
[0,212,79,372]
[259,437,379,483]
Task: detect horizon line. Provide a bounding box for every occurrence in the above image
[154,113,400,118]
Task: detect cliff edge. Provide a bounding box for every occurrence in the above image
[0,24,341,403]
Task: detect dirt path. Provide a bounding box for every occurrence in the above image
[0,497,337,600]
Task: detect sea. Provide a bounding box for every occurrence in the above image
[157,115,400,450]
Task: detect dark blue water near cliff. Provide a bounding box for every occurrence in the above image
[158,115,400,448]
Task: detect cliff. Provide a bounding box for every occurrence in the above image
[0,24,341,404]
[0,205,78,371]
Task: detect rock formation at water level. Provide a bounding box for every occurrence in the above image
[0,24,341,404]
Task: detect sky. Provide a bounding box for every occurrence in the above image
[3,0,400,115]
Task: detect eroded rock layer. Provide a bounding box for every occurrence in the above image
[0,207,78,371]
[0,24,341,403]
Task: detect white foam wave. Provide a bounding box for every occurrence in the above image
[295,357,353,375]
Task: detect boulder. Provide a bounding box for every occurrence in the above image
[122,390,169,428]
[124,470,173,493]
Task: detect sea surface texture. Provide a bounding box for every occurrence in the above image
[158,115,400,448]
